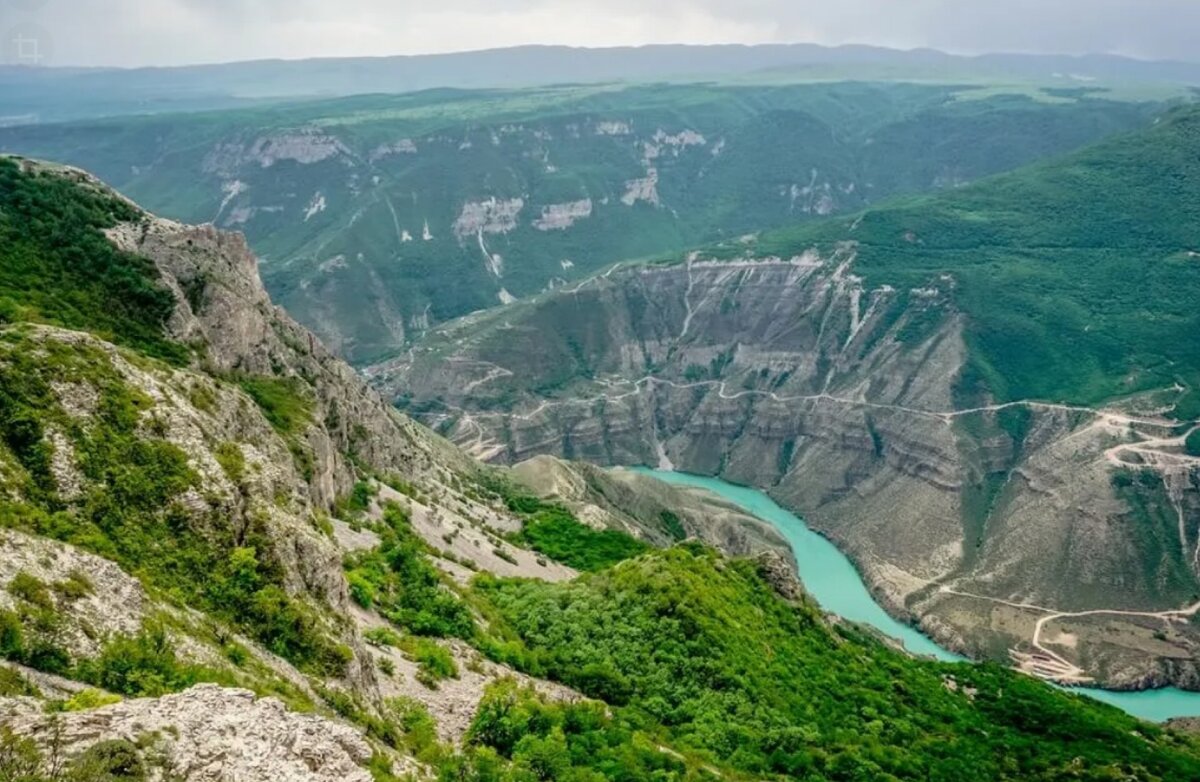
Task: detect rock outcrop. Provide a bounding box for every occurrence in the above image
[0,529,146,659]
[0,685,392,782]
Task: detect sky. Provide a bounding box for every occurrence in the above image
[6,0,1200,68]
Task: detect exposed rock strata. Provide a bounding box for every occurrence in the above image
[380,251,1200,688]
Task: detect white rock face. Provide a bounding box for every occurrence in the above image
[621,170,660,207]
[593,121,631,136]
[532,199,593,231]
[453,198,525,240]
[369,139,418,161]
[0,529,147,658]
[652,128,706,150]
[203,130,350,174]
[303,192,327,221]
[1,685,383,782]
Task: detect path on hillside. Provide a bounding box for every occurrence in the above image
[938,585,1200,683]
[446,372,1191,431]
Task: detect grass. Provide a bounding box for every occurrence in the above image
[739,103,1200,414]
[0,158,186,363]
[237,376,313,435]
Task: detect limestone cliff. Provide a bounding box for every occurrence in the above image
[378,249,1200,689]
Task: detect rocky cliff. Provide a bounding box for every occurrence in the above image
[11,160,916,782]
[377,249,1200,689]
[0,160,613,778]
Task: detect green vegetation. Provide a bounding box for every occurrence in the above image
[517,507,649,572]
[334,480,376,520]
[408,638,458,688]
[73,624,231,698]
[0,84,1163,363]
[482,473,649,570]
[59,688,122,712]
[1186,428,1200,457]
[469,545,1200,780]
[0,333,346,677]
[0,730,156,782]
[343,503,474,638]
[448,678,701,781]
[0,158,185,363]
[237,376,313,435]
[747,104,1200,413]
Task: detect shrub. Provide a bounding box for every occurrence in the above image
[61,688,121,712]
[516,507,648,571]
[343,503,474,639]
[237,376,312,436]
[1186,428,1200,458]
[74,624,198,697]
[0,666,37,697]
[408,639,457,688]
[7,572,53,610]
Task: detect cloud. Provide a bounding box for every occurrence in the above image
[11,0,1199,67]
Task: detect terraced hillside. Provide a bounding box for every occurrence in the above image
[380,104,1200,690]
[0,82,1167,362]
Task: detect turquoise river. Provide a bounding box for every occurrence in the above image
[634,468,1200,723]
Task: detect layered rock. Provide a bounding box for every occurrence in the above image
[379,249,1200,688]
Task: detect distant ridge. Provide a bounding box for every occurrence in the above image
[6,42,1200,123]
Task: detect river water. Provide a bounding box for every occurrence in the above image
[633,467,1200,723]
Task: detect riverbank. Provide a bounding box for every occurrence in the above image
[631,467,1200,723]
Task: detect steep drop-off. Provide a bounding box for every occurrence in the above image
[381,108,1200,690]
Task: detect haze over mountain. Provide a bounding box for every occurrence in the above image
[16,0,1200,67]
[3,42,1200,123]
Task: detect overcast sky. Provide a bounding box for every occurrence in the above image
[8,0,1200,68]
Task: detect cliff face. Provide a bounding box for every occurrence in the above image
[378,249,1200,689]
[104,213,466,509]
[0,162,594,777]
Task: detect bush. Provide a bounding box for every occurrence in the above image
[1186,428,1200,458]
[0,609,26,660]
[61,688,122,712]
[516,507,648,571]
[408,639,457,688]
[74,624,199,697]
[7,572,53,609]
[343,503,474,639]
[0,667,37,697]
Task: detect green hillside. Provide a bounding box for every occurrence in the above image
[0,159,185,363]
[0,82,1168,362]
[4,154,1200,781]
[740,104,1200,416]
[469,546,1200,781]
